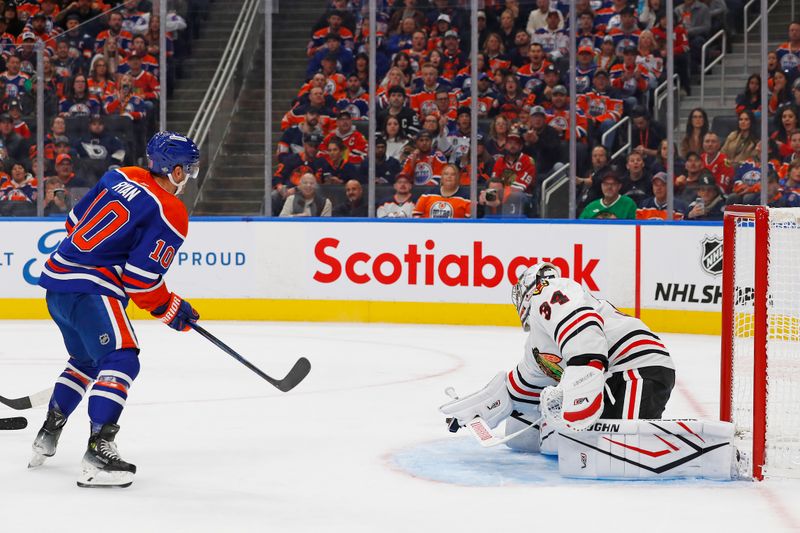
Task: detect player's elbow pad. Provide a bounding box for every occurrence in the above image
[559,364,605,430]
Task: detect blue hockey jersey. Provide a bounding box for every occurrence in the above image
[38,166,188,313]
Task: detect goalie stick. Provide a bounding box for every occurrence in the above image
[0,417,28,430]
[190,323,311,392]
[0,387,53,410]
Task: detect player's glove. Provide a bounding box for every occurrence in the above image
[152,293,199,332]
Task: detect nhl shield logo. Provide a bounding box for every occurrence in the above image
[700,236,723,276]
[99,333,110,346]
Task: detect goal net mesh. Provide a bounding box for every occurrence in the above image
[732,208,800,477]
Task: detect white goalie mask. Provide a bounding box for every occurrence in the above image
[511,262,560,332]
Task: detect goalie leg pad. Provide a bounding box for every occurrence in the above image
[601,367,675,419]
[556,419,736,480]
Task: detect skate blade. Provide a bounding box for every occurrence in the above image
[77,465,134,488]
[28,451,50,469]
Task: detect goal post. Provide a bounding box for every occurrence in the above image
[721,205,800,480]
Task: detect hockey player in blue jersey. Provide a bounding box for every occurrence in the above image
[29,131,201,488]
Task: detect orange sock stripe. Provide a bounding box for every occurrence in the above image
[65,369,91,386]
[95,380,128,393]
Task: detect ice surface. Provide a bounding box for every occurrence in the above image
[1,321,798,532]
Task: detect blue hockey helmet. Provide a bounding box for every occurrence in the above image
[146,131,200,193]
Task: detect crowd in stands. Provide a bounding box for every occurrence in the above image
[275,0,800,220]
[0,0,196,217]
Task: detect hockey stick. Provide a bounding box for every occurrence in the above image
[190,323,311,392]
[0,387,53,410]
[0,417,28,430]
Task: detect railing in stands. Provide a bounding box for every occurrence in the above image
[654,74,680,126]
[700,30,727,109]
[184,0,262,210]
[540,164,569,219]
[743,0,781,74]
[602,116,631,162]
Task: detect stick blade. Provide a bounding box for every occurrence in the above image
[273,357,311,392]
[0,417,28,430]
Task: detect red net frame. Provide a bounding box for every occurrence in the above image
[720,205,769,480]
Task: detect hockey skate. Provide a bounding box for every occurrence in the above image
[28,407,66,468]
[77,423,136,488]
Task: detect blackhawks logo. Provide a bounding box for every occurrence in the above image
[533,348,563,381]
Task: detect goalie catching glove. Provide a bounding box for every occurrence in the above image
[152,293,199,332]
[439,372,513,431]
[541,362,606,430]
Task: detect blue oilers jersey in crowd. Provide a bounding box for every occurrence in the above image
[39,166,188,313]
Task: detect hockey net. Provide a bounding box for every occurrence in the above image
[722,206,800,480]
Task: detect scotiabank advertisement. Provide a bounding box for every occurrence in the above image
[0,219,722,321]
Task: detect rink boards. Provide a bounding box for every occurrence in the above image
[0,218,724,334]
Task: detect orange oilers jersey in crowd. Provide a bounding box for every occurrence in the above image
[38,166,187,313]
[129,69,160,101]
[635,207,685,221]
[491,153,537,193]
[297,73,346,100]
[88,78,117,101]
[281,106,335,132]
[413,192,471,218]
[458,94,496,117]
[401,151,448,186]
[702,152,735,193]
[409,91,439,119]
[577,91,623,123]
[516,60,552,93]
[546,109,589,141]
[485,54,511,74]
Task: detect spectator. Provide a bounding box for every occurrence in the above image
[483,33,511,76]
[335,74,369,120]
[491,127,536,193]
[597,36,619,73]
[675,152,707,203]
[790,78,800,109]
[439,106,473,164]
[686,172,725,220]
[729,140,786,201]
[578,70,624,151]
[546,85,590,148]
[638,171,689,220]
[377,86,420,138]
[0,114,28,166]
[702,132,734,193]
[631,107,663,163]
[574,46,597,95]
[620,151,652,205]
[277,109,323,163]
[772,105,799,158]
[377,173,415,218]
[8,100,30,140]
[458,72,497,119]
[281,87,336,132]
[382,116,409,162]
[496,9,519,52]
[279,172,332,217]
[52,40,82,79]
[413,163,471,218]
[100,35,124,77]
[55,0,103,37]
[53,153,93,190]
[128,35,159,77]
[333,179,367,217]
[736,74,763,117]
[103,73,147,122]
[459,134,494,186]
[495,73,526,121]
[523,105,561,177]
[361,135,401,184]
[95,11,133,54]
[307,35,354,78]
[318,136,358,185]
[609,7,641,58]
[42,176,70,216]
[532,10,569,62]
[123,51,160,109]
[577,145,609,211]
[680,107,710,158]
[579,166,638,220]
[722,110,759,164]
[420,113,448,153]
[768,69,792,114]
[308,10,354,58]
[527,0,562,34]
[636,30,663,89]
[640,0,664,29]
[60,14,94,63]
[609,46,648,111]
[486,114,510,157]
[441,31,467,80]
[653,12,691,94]
[87,55,117,102]
[0,161,37,204]
[516,42,551,94]
[652,138,687,176]
[401,131,447,186]
[675,0,711,74]
[60,74,101,117]
[74,114,126,170]
[477,176,533,218]
[784,130,800,164]
[321,110,367,165]
[274,132,327,190]
[775,21,800,72]
[1,55,29,100]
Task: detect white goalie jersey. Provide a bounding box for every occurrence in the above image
[506,276,675,407]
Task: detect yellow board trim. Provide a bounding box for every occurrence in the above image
[0,298,722,334]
